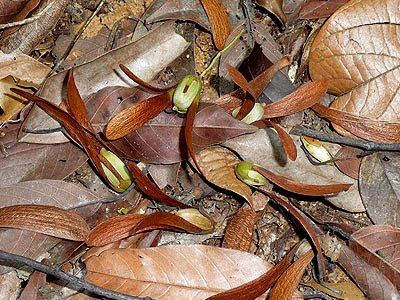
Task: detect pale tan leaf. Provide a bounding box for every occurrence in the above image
[309,0,400,129]
[84,245,273,299]
[0,205,90,241]
[197,146,253,206]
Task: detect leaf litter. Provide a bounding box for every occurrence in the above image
[0,0,399,299]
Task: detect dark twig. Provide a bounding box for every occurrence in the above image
[290,125,400,152]
[0,250,151,300]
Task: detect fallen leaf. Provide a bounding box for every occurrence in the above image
[0,271,20,299]
[196,146,253,206]
[298,0,349,19]
[0,0,29,23]
[309,0,400,136]
[84,245,273,299]
[19,269,46,300]
[224,130,364,212]
[0,205,90,241]
[0,179,100,274]
[256,0,287,24]
[269,250,314,300]
[111,103,257,164]
[0,142,87,188]
[351,225,400,290]
[359,152,400,227]
[222,204,258,252]
[21,23,189,143]
[334,146,362,179]
[148,163,180,189]
[305,280,365,300]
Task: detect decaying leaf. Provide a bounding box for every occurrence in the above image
[224,130,364,212]
[359,152,400,227]
[196,146,253,206]
[84,245,273,299]
[334,146,362,179]
[351,225,400,290]
[21,23,189,144]
[0,205,90,241]
[309,0,400,137]
[269,250,314,300]
[298,0,349,19]
[222,204,258,252]
[256,0,287,24]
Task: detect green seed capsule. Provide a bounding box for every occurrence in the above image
[100,148,132,192]
[235,161,268,187]
[172,75,202,114]
[232,103,264,124]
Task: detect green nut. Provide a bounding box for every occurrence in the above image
[232,103,264,124]
[100,148,132,192]
[172,75,202,114]
[235,161,268,186]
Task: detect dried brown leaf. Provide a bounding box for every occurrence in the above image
[84,245,273,299]
[199,0,231,50]
[359,152,400,227]
[256,0,287,24]
[298,0,349,19]
[334,146,362,179]
[0,205,90,241]
[269,250,314,300]
[222,204,258,252]
[197,146,253,206]
[309,0,400,136]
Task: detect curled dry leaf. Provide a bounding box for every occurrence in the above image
[359,152,400,227]
[199,0,231,50]
[268,250,314,300]
[84,245,273,299]
[196,146,253,206]
[309,0,400,137]
[351,225,400,290]
[222,204,258,252]
[0,205,90,241]
[256,0,287,24]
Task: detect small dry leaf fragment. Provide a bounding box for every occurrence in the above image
[199,0,231,50]
[0,205,90,241]
[268,250,314,300]
[223,204,258,252]
[197,146,253,206]
[174,208,213,232]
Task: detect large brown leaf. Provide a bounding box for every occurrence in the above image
[0,180,100,273]
[309,0,400,132]
[20,23,189,144]
[111,104,257,164]
[0,205,89,241]
[359,152,400,227]
[351,225,400,290]
[84,245,272,299]
[224,130,364,212]
[196,146,253,206]
[0,142,87,188]
[298,0,349,19]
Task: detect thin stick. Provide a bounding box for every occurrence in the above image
[41,0,106,83]
[0,250,150,300]
[290,125,400,152]
[0,2,54,30]
[200,29,245,79]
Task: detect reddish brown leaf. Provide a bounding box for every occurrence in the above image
[86,214,144,247]
[256,0,287,24]
[0,205,90,241]
[19,268,46,300]
[222,204,258,252]
[0,0,29,23]
[312,103,400,144]
[127,162,189,208]
[105,93,171,140]
[350,225,400,290]
[227,65,258,99]
[254,165,351,196]
[298,0,349,19]
[185,97,201,170]
[334,146,362,179]
[265,120,297,161]
[263,79,328,118]
[110,103,257,164]
[199,0,231,50]
[119,64,174,93]
[208,243,299,300]
[269,250,314,299]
